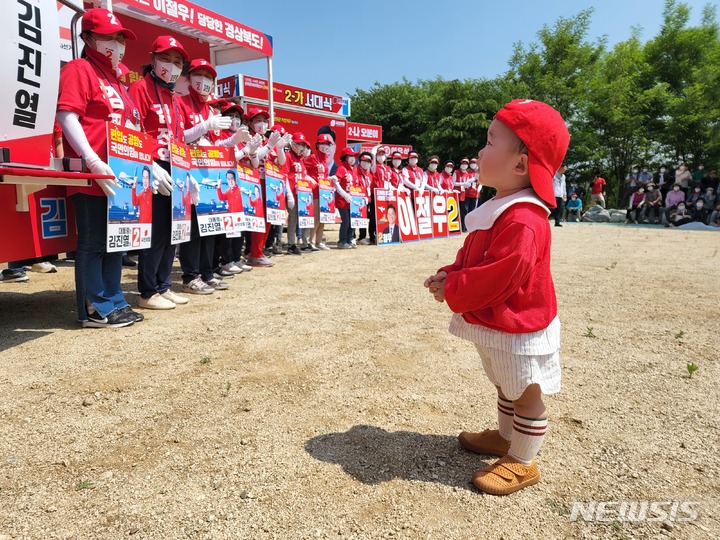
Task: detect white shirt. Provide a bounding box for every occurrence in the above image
[552,172,566,198]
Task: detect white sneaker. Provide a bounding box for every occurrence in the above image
[358,238,371,245]
[351,239,357,247]
[234,261,253,272]
[31,261,57,273]
[317,242,330,251]
[161,290,189,305]
[138,293,176,310]
[221,262,243,274]
[206,277,229,290]
[182,277,215,295]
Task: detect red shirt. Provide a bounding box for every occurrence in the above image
[217,185,242,213]
[372,163,393,191]
[304,151,329,198]
[439,204,556,334]
[426,170,442,191]
[182,187,192,218]
[129,73,188,162]
[440,171,454,191]
[250,194,264,218]
[57,49,139,197]
[181,88,221,144]
[283,150,307,194]
[131,186,153,223]
[356,166,372,198]
[591,177,606,195]
[334,164,357,209]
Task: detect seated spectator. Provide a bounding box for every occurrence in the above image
[686,186,703,207]
[642,182,663,224]
[701,187,716,210]
[709,202,720,227]
[565,192,582,221]
[690,199,709,224]
[668,202,693,227]
[626,187,645,224]
[665,183,685,208]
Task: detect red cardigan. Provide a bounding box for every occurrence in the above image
[439,203,556,334]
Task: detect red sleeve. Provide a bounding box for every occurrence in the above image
[129,79,153,131]
[131,186,140,206]
[217,187,228,201]
[57,60,94,116]
[443,222,538,314]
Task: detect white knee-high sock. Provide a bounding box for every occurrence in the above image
[508,414,547,465]
[497,396,514,441]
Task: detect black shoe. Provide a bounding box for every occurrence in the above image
[82,308,135,328]
[119,305,144,322]
[300,244,312,251]
[122,255,137,267]
[554,223,563,227]
[287,245,302,255]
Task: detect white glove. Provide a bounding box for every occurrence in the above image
[231,126,251,145]
[344,193,352,204]
[246,133,263,154]
[152,162,174,196]
[191,179,200,205]
[203,113,232,132]
[276,133,292,149]
[267,130,281,149]
[287,191,295,210]
[85,155,120,197]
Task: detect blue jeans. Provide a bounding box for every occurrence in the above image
[71,193,128,320]
[338,207,352,244]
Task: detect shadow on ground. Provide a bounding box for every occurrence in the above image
[0,289,77,351]
[306,424,490,492]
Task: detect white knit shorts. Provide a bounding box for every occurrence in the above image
[474,344,561,401]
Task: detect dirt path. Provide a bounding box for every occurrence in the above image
[1,223,718,539]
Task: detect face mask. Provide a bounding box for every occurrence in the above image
[376,154,386,163]
[460,164,468,171]
[317,144,331,154]
[94,39,125,68]
[360,161,371,171]
[648,187,653,191]
[428,163,438,172]
[392,159,401,168]
[696,203,704,209]
[154,59,182,84]
[347,157,356,166]
[673,186,680,191]
[253,121,268,134]
[408,158,418,166]
[470,163,478,170]
[642,168,648,173]
[638,189,644,194]
[633,169,639,173]
[444,167,453,174]
[699,165,704,170]
[660,168,666,173]
[191,75,214,96]
[695,188,701,192]
[678,205,685,211]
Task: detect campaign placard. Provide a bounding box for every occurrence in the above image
[296,178,314,229]
[397,191,419,242]
[414,190,434,240]
[349,185,369,229]
[431,193,450,238]
[374,188,400,245]
[264,160,287,226]
[106,124,154,252]
[189,146,236,236]
[170,141,192,244]
[447,192,462,236]
[318,178,336,224]
[229,163,265,234]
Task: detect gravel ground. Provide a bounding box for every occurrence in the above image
[1,223,719,540]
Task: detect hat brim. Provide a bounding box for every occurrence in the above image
[89,25,137,40]
[154,44,189,61]
[528,156,556,208]
[189,64,217,79]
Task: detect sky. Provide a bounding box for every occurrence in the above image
[203,0,715,98]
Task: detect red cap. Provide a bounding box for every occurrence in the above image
[245,107,270,121]
[316,134,333,145]
[340,146,358,158]
[428,157,439,164]
[220,101,244,116]
[460,157,469,164]
[408,151,419,159]
[188,58,217,79]
[494,99,570,208]
[470,157,477,163]
[359,154,373,163]
[82,9,137,40]
[391,152,402,159]
[376,146,387,155]
[152,35,189,60]
[445,160,455,167]
[270,124,287,135]
[291,132,310,146]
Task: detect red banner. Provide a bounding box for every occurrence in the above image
[397,191,418,242]
[431,193,449,238]
[347,122,383,143]
[242,75,345,115]
[414,191,434,240]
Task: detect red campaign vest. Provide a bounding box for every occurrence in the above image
[466,172,479,198]
[181,89,221,144]
[390,168,402,188]
[356,166,372,197]
[283,150,307,193]
[440,172,454,191]
[372,163,392,190]
[404,165,424,187]
[426,170,442,190]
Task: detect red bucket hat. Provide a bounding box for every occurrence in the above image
[494,99,570,208]
[82,9,137,40]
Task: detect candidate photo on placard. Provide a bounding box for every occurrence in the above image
[190,168,226,216]
[107,160,153,224]
[172,172,194,220]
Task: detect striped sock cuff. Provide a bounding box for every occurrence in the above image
[513,415,548,437]
[497,397,515,417]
